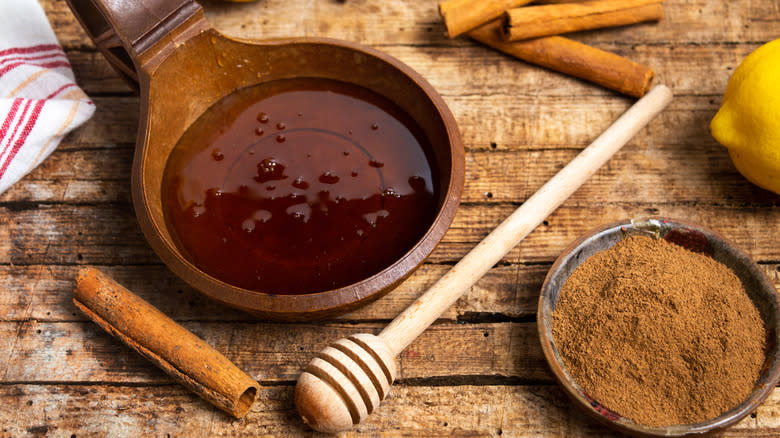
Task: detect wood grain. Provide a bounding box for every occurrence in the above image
[40,0,780,48]
[0,321,548,383]
[1,263,777,323]
[66,44,762,98]
[2,0,779,435]
[2,204,778,266]
[7,143,777,206]
[0,263,542,321]
[2,384,780,436]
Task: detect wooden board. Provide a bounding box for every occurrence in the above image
[1,0,779,435]
[4,384,780,437]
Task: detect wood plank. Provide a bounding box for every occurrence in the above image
[66,51,133,95]
[1,261,776,323]
[0,203,152,265]
[0,321,548,383]
[6,142,779,205]
[40,95,731,164]
[43,0,780,49]
[29,94,729,165]
[55,98,139,148]
[5,301,780,385]
[444,94,719,152]
[435,204,780,264]
[3,204,778,266]
[51,95,719,151]
[0,179,131,204]
[1,383,779,436]
[7,95,775,207]
[66,43,761,99]
[0,263,540,322]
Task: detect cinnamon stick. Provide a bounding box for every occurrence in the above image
[469,19,654,97]
[439,0,534,38]
[74,267,260,418]
[502,0,664,41]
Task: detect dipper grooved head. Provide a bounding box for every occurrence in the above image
[295,333,397,433]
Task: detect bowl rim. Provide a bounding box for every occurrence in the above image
[537,217,780,437]
[134,35,466,320]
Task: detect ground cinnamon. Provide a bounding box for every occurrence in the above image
[552,235,766,427]
[502,0,664,41]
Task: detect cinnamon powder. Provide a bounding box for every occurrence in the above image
[552,235,767,427]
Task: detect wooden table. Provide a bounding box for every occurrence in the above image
[2,0,779,435]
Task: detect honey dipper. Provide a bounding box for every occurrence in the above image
[295,85,673,433]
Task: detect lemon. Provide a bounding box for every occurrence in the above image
[710,38,780,194]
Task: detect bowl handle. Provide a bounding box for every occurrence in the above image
[64,0,206,90]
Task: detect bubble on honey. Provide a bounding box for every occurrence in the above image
[351,169,359,177]
[371,123,379,130]
[362,213,377,227]
[255,128,264,136]
[286,203,311,222]
[343,151,350,156]
[253,209,272,222]
[276,122,286,130]
[356,229,364,237]
[319,171,339,184]
[382,187,400,198]
[255,158,286,183]
[241,219,255,233]
[211,149,224,161]
[297,112,303,117]
[257,112,269,123]
[191,204,206,217]
[266,185,275,191]
[292,177,309,189]
[276,134,286,143]
[369,160,384,168]
[362,209,390,228]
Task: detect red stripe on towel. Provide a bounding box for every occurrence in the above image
[0,44,62,58]
[0,98,23,145]
[45,83,77,99]
[0,99,32,160]
[0,52,68,66]
[0,99,45,179]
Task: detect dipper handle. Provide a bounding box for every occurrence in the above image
[295,85,673,433]
[379,84,673,355]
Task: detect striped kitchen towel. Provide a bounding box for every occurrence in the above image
[0,0,95,195]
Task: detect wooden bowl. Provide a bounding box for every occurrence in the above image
[66,0,464,319]
[538,218,780,436]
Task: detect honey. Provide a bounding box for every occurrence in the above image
[163,78,440,294]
